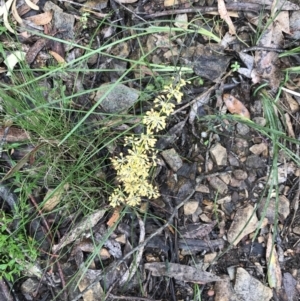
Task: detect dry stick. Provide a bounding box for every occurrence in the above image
[109,294,161,301]
[70,189,196,301]
[242,46,285,53]
[172,70,233,116]
[142,3,262,19]
[172,84,217,116]
[57,0,103,11]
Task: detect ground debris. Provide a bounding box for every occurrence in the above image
[234,267,273,301]
[227,204,260,245]
[145,262,222,284]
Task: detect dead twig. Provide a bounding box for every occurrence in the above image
[242,46,285,53]
[70,189,196,301]
[172,70,233,117]
[141,3,261,19]
[109,294,161,301]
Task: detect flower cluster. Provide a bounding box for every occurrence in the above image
[109,75,188,207]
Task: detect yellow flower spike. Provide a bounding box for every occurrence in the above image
[143,109,167,132]
[109,73,188,207]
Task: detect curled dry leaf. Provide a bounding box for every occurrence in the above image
[266,233,282,290]
[107,206,122,227]
[24,0,39,10]
[26,11,53,25]
[0,0,15,33]
[12,0,23,24]
[223,94,250,119]
[49,50,66,64]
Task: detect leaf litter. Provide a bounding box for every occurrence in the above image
[0,0,299,300]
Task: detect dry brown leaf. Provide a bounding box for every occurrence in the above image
[227,204,258,245]
[274,11,290,35]
[283,90,300,113]
[49,50,66,64]
[52,209,106,253]
[284,113,295,138]
[145,262,222,284]
[1,143,45,182]
[254,21,283,91]
[266,233,282,290]
[78,270,104,301]
[218,0,236,35]
[42,184,69,212]
[107,206,122,227]
[26,11,53,25]
[223,94,250,119]
[0,126,30,142]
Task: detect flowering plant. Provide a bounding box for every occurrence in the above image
[109,75,188,207]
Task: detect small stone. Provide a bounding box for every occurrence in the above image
[293,227,300,235]
[208,177,228,194]
[204,252,217,263]
[236,123,250,135]
[215,275,238,300]
[253,117,267,126]
[199,213,212,223]
[234,267,272,301]
[184,200,199,215]
[228,153,240,167]
[257,196,290,224]
[192,207,202,222]
[161,148,183,172]
[210,143,227,166]
[232,138,249,157]
[219,173,231,184]
[195,183,210,193]
[21,278,39,297]
[227,204,258,245]
[233,169,248,180]
[249,143,268,155]
[230,178,244,188]
[115,234,126,244]
[245,155,265,169]
[216,195,231,204]
[95,83,139,113]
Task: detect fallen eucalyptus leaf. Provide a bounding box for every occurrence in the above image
[145,262,222,284]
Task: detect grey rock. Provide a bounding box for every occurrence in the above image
[95,83,139,113]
